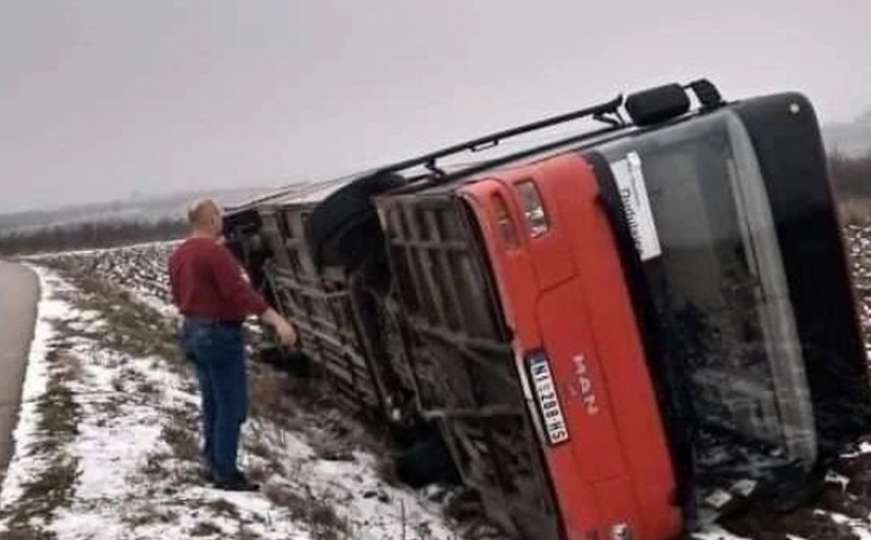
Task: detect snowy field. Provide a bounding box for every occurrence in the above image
[3,229,871,539]
[0,243,491,540]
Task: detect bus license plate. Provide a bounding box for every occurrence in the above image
[528,353,570,445]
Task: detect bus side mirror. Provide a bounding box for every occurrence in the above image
[625,79,726,127]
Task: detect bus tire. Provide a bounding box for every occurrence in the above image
[306,173,404,268]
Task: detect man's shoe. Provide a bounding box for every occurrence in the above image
[213,472,260,492]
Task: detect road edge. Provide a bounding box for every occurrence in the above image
[0,262,40,497]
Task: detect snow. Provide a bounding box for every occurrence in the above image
[0,261,463,539]
[63,350,165,505]
[691,525,751,540]
[824,510,871,540]
[7,223,871,539]
[0,265,67,504]
[826,471,851,491]
[23,239,180,260]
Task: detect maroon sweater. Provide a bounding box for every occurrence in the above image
[169,237,269,321]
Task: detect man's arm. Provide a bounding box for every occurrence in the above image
[209,245,270,316]
[210,245,298,346]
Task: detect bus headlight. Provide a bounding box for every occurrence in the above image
[517,180,549,237]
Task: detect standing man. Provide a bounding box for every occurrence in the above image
[169,199,297,491]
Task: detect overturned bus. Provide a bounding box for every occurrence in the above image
[223,80,871,540]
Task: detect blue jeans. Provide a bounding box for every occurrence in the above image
[181,319,248,481]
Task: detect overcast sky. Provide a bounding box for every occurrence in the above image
[1,1,869,213]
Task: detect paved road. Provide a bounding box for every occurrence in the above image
[0,261,38,486]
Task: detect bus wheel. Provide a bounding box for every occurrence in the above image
[306,172,405,269]
[396,428,460,488]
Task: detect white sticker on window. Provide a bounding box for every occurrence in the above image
[609,152,662,261]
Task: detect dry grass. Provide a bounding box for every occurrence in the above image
[122,503,179,528]
[161,423,200,463]
[248,373,298,424]
[141,451,171,478]
[202,497,241,520]
[262,484,347,540]
[42,259,181,365]
[0,530,56,540]
[4,458,79,526]
[0,321,85,539]
[27,352,81,457]
[189,521,224,537]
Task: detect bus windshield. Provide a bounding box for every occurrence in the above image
[600,111,817,505]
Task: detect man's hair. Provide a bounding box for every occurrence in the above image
[187,198,221,227]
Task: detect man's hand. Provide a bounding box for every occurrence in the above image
[261,308,299,347]
[273,318,298,347]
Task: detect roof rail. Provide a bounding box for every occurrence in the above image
[374,94,625,178]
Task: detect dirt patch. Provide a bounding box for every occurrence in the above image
[122,503,179,529]
[262,483,347,540]
[161,422,200,463]
[189,520,223,536]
